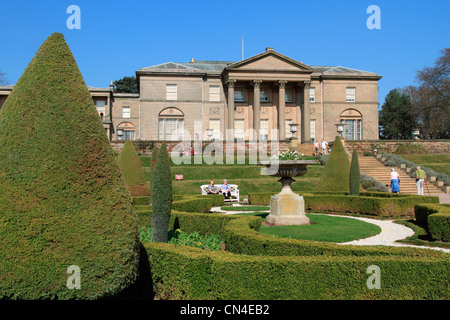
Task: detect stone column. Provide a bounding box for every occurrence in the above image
[253,79,262,140]
[302,81,311,143]
[226,79,236,132]
[278,80,287,140]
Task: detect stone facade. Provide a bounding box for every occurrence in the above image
[0,48,382,144]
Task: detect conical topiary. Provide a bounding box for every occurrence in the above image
[151,144,172,243]
[349,150,360,196]
[316,136,350,192]
[118,139,150,196]
[0,33,139,299]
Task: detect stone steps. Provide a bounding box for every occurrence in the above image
[355,155,445,194]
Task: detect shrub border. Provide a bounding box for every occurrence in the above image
[135,194,450,300]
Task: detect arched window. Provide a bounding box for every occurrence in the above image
[158,107,184,140]
[340,109,362,140]
[117,122,136,141]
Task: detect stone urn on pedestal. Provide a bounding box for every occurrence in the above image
[258,160,317,226]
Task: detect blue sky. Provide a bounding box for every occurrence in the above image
[0,0,449,106]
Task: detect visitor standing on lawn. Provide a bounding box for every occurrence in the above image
[313,140,319,156]
[321,139,328,155]
[415,166,427,195]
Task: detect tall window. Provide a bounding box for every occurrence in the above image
[310,120,316,142]
[166,84,177,100]
[260,119,269,141]
[260,88,269,102]
[158,107,184,140]
[285,119,293,138]
[234,88,245,102]
[234,119,245,141]
[122,106,130,118]
[95,99,106,117]
[285,88,293,103]
[346,87,356,102]
[117,122,136,141]
[309,87,315,102]
[208,119,221,140]
[340,109,362,140]
[209,85,220,102]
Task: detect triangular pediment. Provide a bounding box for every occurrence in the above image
[225,50,313,73]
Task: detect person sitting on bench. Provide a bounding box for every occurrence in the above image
[207,180,218,194]
[220,179,231,200]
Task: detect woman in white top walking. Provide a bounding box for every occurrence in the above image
[390,168,400,193]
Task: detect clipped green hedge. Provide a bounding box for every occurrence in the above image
[136,194,449,300]
[145,242,449,300]
[415,204,450,242]
[133,194,224,227]
[248,192,439,217]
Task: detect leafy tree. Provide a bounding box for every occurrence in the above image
[0,68,8,85]
[0,33,139,299]
[402,48,449,138]
[316,136,350,192]
[118,139,150,196]
[114,76,138,93]
[379,89,416,139]
[151,144,172,243]
[349,150,360,196]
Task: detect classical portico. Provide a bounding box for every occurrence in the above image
[222,48,313,142]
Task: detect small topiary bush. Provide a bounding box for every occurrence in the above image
[316,136,350,192]
[118,139,150,196]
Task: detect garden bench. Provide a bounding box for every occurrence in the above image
[200,184,240,202]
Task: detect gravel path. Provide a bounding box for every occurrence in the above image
[212,206,450,253]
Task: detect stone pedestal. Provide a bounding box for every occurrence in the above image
[258,160,316,226]
[265,177,310,226]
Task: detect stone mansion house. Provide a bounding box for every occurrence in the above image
[0,48,382,143]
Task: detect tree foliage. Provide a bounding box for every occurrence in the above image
[402,48,449,139]
[114,76,138,93]
[0,68,8,85]
[379,89,416,139]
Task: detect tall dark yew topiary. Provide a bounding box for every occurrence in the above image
[118,139,150,196]
[316,136,350,192]
[149,146,159,205]
[349,150,360,196]
[151,144,172,243]
[0,33,139,299]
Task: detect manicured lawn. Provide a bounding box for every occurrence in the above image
[238,212,382,243]
[398,153,450,176]
[140,155,323,196]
